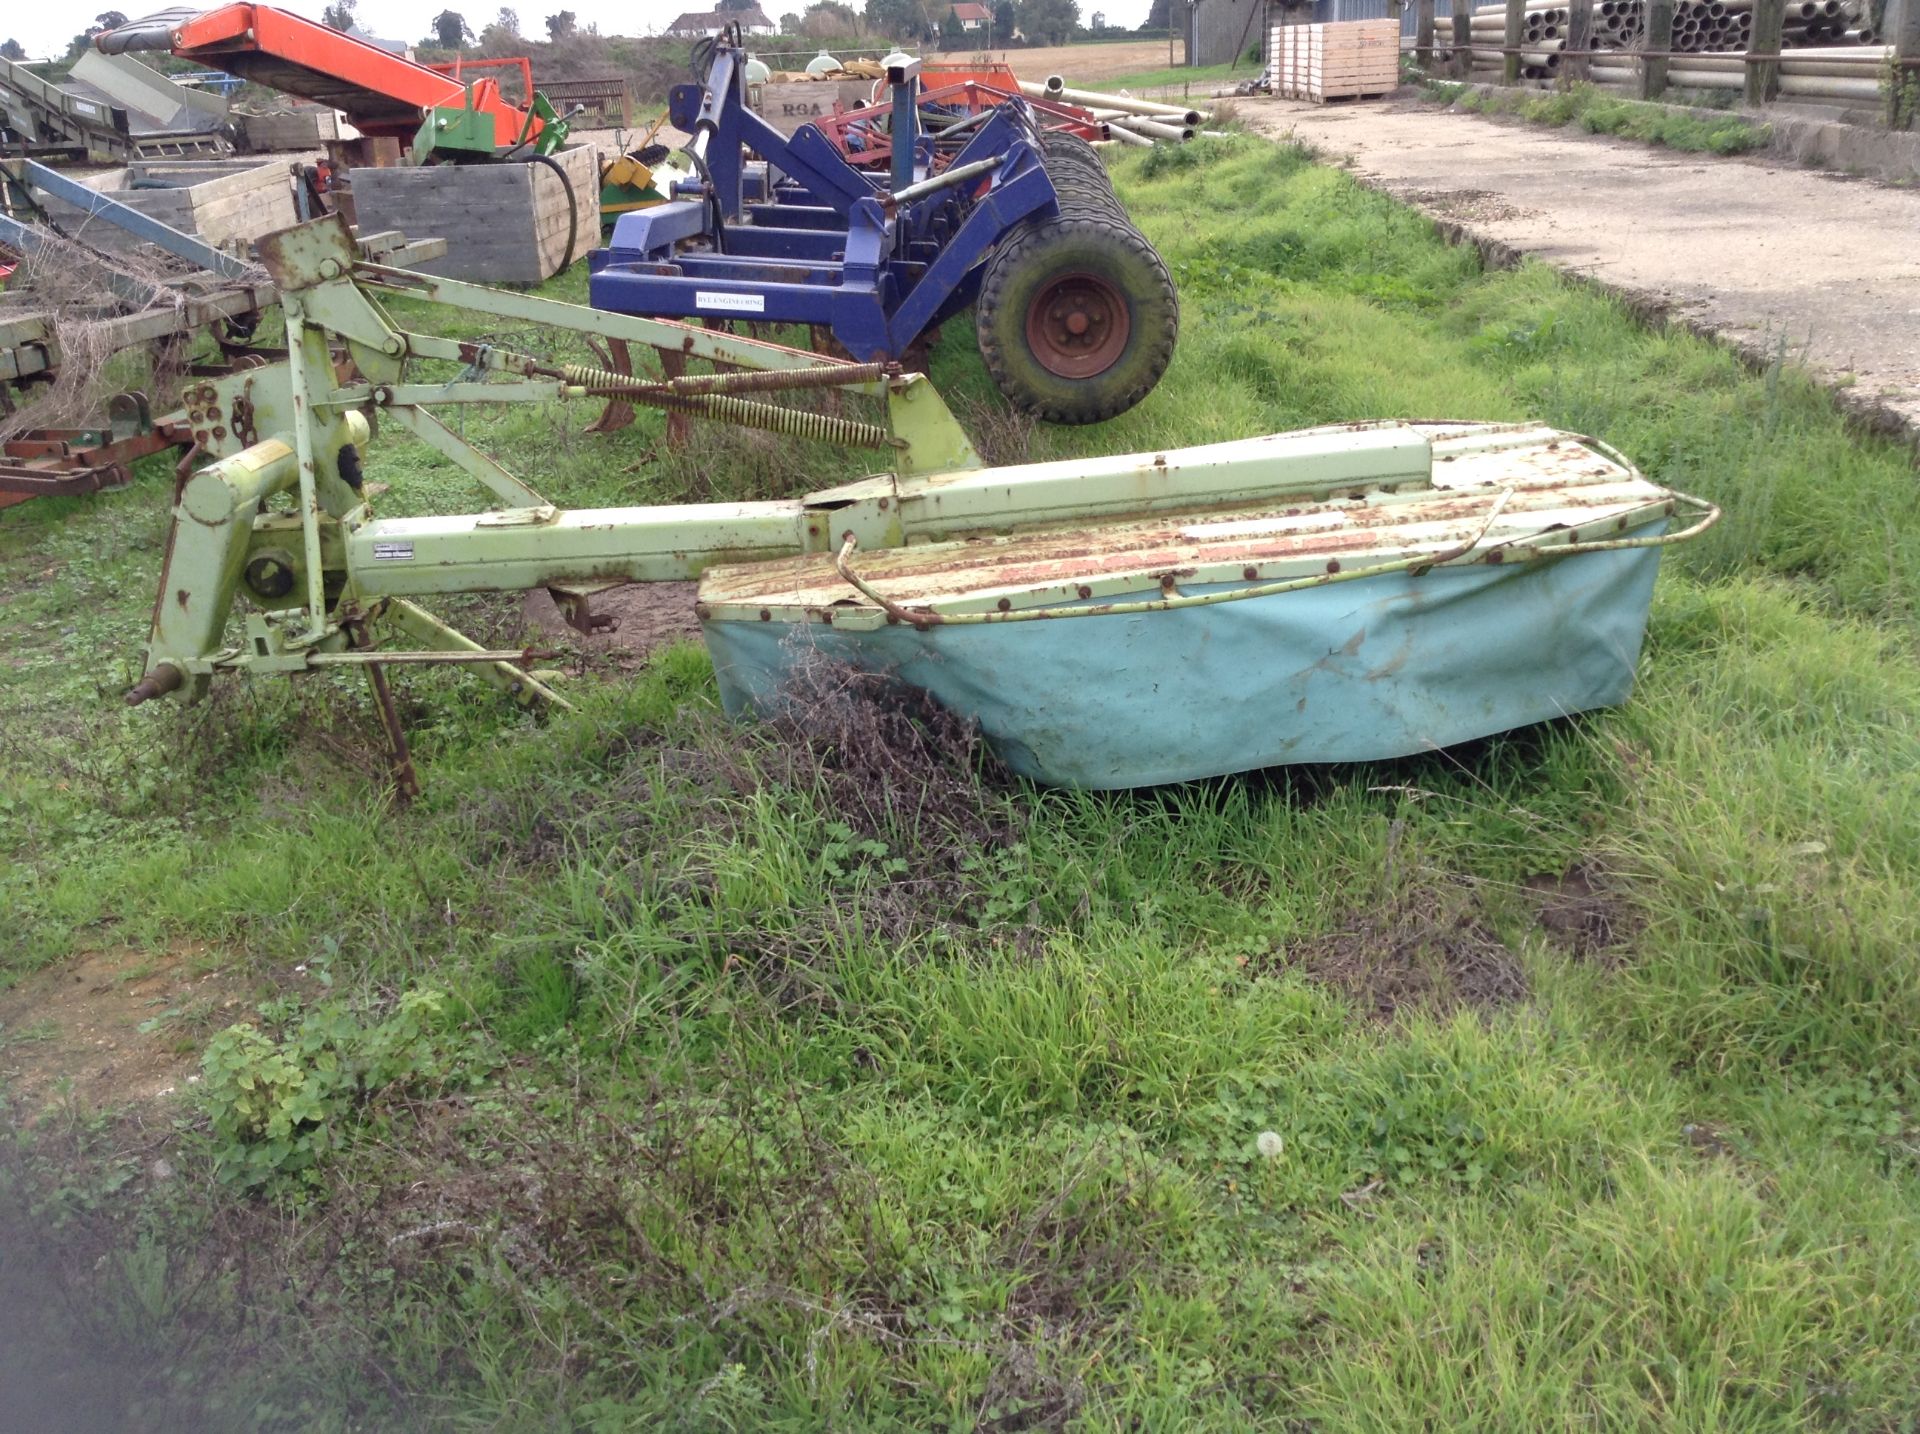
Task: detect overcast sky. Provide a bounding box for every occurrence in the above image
[11,0,1153,62]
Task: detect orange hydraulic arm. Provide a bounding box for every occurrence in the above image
[96,4,543,146]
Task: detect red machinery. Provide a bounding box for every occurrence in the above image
[96,4,548,149]
[807,60,1107,171]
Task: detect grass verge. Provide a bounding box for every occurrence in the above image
[2,134,1918,1430]
[1426,79,1774,154]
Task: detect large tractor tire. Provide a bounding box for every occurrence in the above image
[976,216,1178,426]
[1050,183,1130,224]
[1040,132,1108,182]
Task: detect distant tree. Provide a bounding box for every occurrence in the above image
[544,8,576,37]
[716,0,762,10]
[65,11,131,58]
[1016,0,1074,43]
[864,0,939,40]
[320,0,356,30]
[477,6,521,47]
[780,9,802,27]
[800,0,860,36]
[430,8,471,46]
[0,38,25,61]
[1142,0,1170,28]
[994,0,1018,33]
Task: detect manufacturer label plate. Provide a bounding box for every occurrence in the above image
[696,290,766,314]
[372,541,415,561]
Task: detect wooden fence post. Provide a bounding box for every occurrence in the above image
[1563,0,1592,81]
[1504,0,1526,82]
[1453,0,1475,78]
[1890,0,1920,128]
[1641,0,1673,97]
[1746,0,1786,105]
[1417,0,1437,67]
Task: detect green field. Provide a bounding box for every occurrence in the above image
[4,135,1919,1430]
[1107,60,1245,91]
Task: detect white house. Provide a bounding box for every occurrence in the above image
[664,7,778,36]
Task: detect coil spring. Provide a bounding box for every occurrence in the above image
[560,363,898,448]
[692,393,897,449]
[558,359,890,398]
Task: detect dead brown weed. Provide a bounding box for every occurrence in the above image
[1274,881,1529,1020]
[1524,861,1636,963]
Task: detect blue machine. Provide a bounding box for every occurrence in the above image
[589,43,1059,367]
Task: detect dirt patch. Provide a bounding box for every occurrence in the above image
[999,41,1195,87]
[1398,186,1532,224]
[0,945,248,1118]
[519,580,704,666]
[1524,862,1634,962]
[1272,883,1528,1019]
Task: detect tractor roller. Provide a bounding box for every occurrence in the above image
[1040,131,1109,180]
[590,44,1178,427]
[976,209,1178,426]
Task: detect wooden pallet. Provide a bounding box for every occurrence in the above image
[1269,19,1400,102]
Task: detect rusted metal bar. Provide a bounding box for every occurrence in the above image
[305,647,560,667]
[365,660,421,805]
[1505,0,1529,80]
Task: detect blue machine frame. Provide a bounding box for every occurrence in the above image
[587,45,1061,363]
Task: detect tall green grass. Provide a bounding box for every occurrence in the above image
[2,134,1919,1429]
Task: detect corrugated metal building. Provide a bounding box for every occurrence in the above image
[1187,0,1269,66]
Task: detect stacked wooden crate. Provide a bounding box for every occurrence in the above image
[346,143,600,284]
[751,79,877,136]
[241,107,355,152]
[39,160,295,256]
[1269,19,1401,102]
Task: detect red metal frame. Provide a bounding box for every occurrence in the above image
[0,424,181,510]
[422,54,535,108]
[808,79,1105,170]
[159,4,543,145]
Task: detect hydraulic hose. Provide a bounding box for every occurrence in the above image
[523,151,579,274]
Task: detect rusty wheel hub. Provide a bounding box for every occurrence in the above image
[1025,272,1130,380]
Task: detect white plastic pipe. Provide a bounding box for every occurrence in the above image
[1025,78,1205,124]
[1109,114,1194,141]
[1777,72,1883,95]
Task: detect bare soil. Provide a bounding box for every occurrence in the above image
[996,41,1191,86]
[520,581,704,664]
[1524,862,1634,961]
[1236,94,1920,443]
[1272,883,1529,1019]
[0,945,247,1119]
